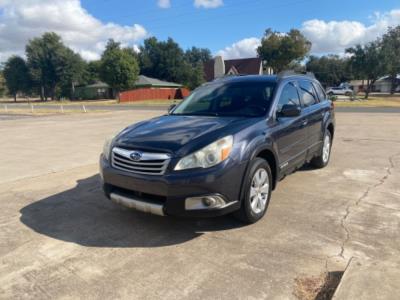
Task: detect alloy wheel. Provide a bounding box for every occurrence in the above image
[322,134,331,163]
[249,168,269,214]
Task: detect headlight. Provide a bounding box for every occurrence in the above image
[174,136,233,170]
[102,134,116,161]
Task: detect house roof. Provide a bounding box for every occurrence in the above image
[83,81,110,88]
[135,75,182,88]
[203,57,262,81]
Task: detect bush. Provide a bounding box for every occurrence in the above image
[329,95,338,101]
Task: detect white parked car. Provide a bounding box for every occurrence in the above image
[326,87,353,96]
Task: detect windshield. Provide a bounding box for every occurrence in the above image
[172,81,276,117]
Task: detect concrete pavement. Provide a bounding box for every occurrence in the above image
[0,111,399,299]
[333,259,400,300]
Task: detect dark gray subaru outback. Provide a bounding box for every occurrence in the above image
[100,74,335,223]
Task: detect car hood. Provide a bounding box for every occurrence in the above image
[114,115,257,156]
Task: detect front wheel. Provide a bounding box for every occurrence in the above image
[311,130,332,168]
[234,158,272,224]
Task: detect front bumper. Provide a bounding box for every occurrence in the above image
[99,155,246,217]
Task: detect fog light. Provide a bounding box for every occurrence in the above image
[202,197,215,207]
[185,195,227,210]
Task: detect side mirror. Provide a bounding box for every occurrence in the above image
[278,104,301,118]
[168,104,176,113]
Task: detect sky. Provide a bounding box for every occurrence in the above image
[0,0,400,62]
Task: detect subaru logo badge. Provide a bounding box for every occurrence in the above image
[130,151,142,161]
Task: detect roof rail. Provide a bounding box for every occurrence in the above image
[211,74,252,82]
[277,70,316,79]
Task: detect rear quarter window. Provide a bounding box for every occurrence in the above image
[298,80,318,107]
[313,82,327,102]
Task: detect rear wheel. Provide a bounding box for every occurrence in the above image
[234,158,272,224]
[311,130,332,168]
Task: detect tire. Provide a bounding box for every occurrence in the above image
[311,130,332,168]
[345,92,352,97]
[234,158,272,224]
[328,92,334,97]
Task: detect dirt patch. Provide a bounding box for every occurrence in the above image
[294,271,343,300]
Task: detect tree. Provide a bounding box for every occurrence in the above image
[139,37,210,89]
[185,47,212,65]
[26,32,73,100]
[139,37,187,84]
[100,39,139,98]
[306,55,352,87]
[183,62,205,90]
[86,60,102,84]
[3,56,31,102]
[346,41,388,99]
[382,26,400,94]
[59,49,87,99]
[257,28,311,73]
[183,47,211,89]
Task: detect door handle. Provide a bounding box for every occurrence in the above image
[302,120,308,126]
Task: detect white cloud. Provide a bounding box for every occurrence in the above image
[157,0,171,9]
[217,9,400,59]
[0,0,148,62]
[217,37,261,59]
[194,0,223,9]
[301,9,400,54]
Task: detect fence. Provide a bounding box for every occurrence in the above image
[119,87,190,102]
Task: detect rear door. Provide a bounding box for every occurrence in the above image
[272,81,308,171]
[298,80,325,156]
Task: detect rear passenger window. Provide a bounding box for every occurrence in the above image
[313,82,327,102]
[299,80,318,107]
[277,82,300,113]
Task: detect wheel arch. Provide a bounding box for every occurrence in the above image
[237,146,278,210]
[250,146,279,191]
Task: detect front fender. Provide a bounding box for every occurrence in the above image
[238,135,279,200]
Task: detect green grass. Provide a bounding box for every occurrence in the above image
[334,95,400,107]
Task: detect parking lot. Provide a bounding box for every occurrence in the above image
[0,110,399,299]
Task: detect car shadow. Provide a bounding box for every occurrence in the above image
[19,175,244,248]
[298,163,316,172]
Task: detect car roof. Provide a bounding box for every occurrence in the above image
[208,73,318,85]
[210,75,278,84]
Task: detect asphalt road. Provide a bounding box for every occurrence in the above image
[0,111,399,299]
[3,102,400,113]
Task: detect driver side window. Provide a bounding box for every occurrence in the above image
[277,82,301,113]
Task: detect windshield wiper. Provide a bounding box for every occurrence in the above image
[172,112,219,117]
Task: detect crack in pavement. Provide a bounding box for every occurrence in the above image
[335,152,400,262]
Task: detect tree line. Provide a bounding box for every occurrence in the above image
[1,25,399,101]
[1,32,211,101]
[257,26,400,98]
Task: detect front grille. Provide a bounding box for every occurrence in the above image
[111,147,171,175]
